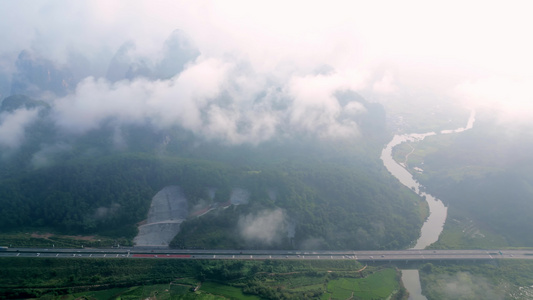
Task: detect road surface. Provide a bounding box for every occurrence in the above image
[1,248,531,261]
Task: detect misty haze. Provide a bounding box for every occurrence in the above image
[1,1,533,300]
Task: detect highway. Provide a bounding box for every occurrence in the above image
[1,248,532,261]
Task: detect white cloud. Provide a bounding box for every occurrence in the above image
[31,142,72,168]
[52,57,229,134]
[288,72,366,138]
[50,53,370,144]
[1,0,532,144]
[373,71,397,95]
[239,208,287,246]
[430,272,504,300]
[0,108,40,148]
[1,1,531,76]
[454,77,533,124]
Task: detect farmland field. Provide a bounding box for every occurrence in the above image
[200,282,260,300]
[326,268,400,300]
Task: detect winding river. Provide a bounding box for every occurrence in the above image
[380,110,476,299]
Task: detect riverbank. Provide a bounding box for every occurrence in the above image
[382,111,476,299]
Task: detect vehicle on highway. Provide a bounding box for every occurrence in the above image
[0,246,8,251]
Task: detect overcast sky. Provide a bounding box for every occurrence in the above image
[0,0,532,147]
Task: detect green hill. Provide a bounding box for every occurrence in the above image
[0,94,425,250]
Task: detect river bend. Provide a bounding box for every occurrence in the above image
[381,111,476,299]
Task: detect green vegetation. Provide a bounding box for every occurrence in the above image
[392,133,499,183]
[200,282,260,300]
[427,207,509,250]
[0,144,425,250]
[324,269,402,300]
[326,278,357,299]
[423,166,533,247]
[65,285,174,300]
[8,257,533,300]
[0,93,430,251]
[352,268,400,299]
[0,231,127,248]
[0,153,235,238]
[172,158,425,250]
[419,261,533,300]
[0,257,405,300]
[393,112,533,248]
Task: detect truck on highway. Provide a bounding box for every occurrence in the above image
[0,246,8,251]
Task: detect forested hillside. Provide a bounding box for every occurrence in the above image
[0,154,233,237]
[0,146,424,249]
[172,157,424,250]
[0,92,426,250]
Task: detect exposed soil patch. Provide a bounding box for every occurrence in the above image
[63,235,98,241]
[31,233,54,239]
[30,233,98,241]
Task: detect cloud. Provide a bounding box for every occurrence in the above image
[49,57,280,144]
[31,142,72,168]
[288,72,366,138]
[1,0,532,146]
[454,77,533,125]
[238,208,287,246]
[93,203,121,219]
[372,70,397,95]
[0,107,40,148]
[430,272,504,300]
[52,57,229,134]
[49,52,370,145]
[2,1,531,77]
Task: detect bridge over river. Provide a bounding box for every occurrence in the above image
[2,248,531,262]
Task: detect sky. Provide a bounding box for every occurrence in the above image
[0,0,532,147]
